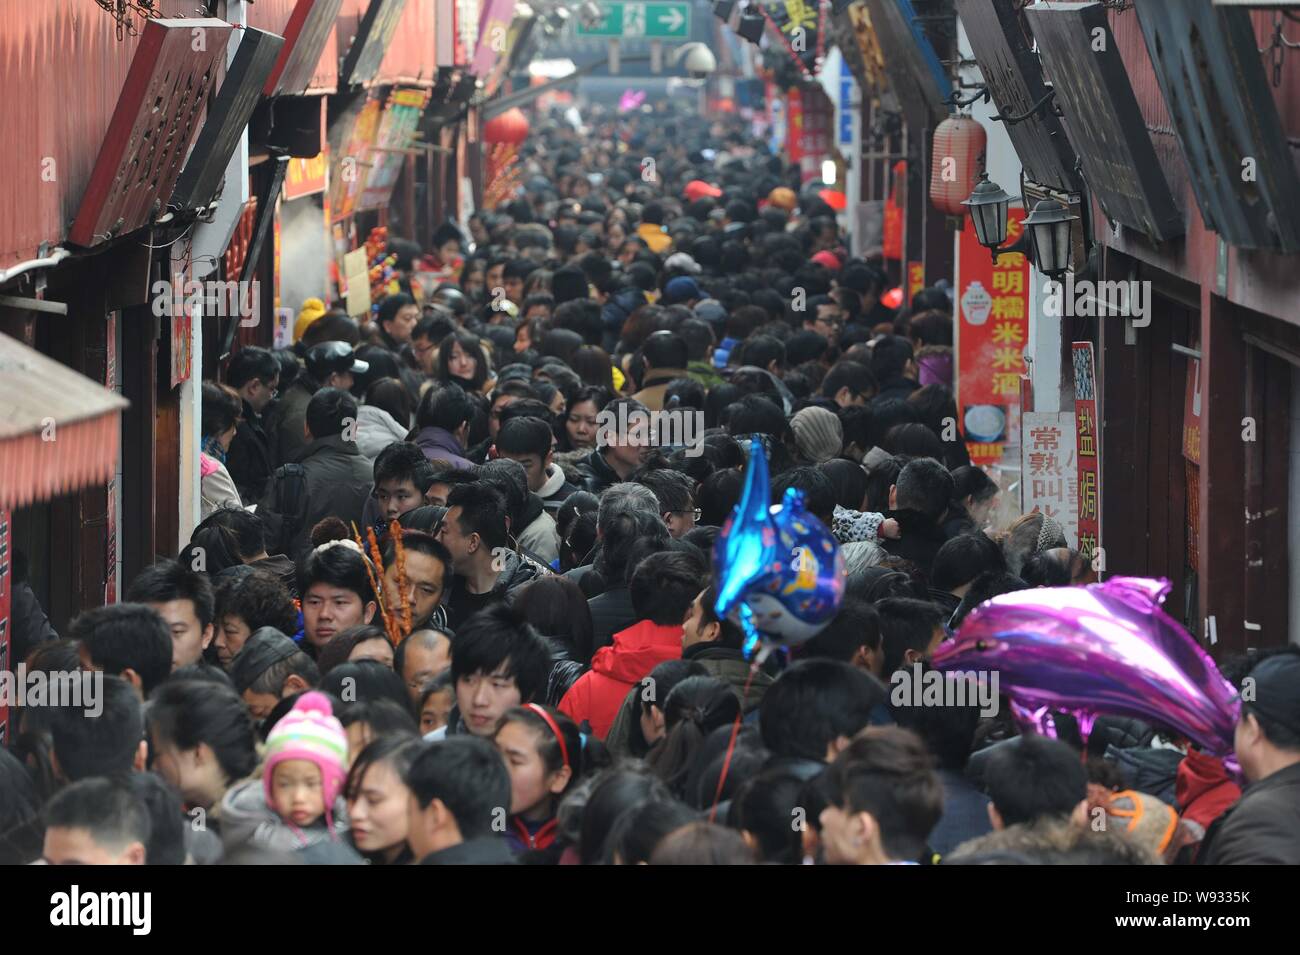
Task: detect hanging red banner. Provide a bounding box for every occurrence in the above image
[882,160,905,260]
[786,87,804,168]
[955,208,1029,466]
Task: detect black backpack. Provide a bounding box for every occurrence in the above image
[260,463,309,557]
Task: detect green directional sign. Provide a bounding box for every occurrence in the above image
[576,2,692,40]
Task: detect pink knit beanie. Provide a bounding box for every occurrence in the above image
[263,691,349,810]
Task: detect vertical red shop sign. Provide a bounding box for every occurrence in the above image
[956,209,1029,465]
[0,509,10,743]
[1072,342,1101,566]
[907,261,925,302]
[786,88,804,168]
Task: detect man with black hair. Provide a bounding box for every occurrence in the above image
[890,662,992,857]
[820,360,877,408]
[414,384,476,471]
[382,532,451,634]
[883,457,955,575]
[803,295,844,342]
[635,468,698,539]
[552,298,604,346]
[46,675,146,782]
[819,726,943,865]
[437,483,546,629]
[679,318,724,389]
[72,603,173,698]
[126,559,215,669]
[260,387,373,558]
[875,597,947,678]
[931,534,1005,602]
[950,570,1028,629]
[681,584,775,712]
[229,627,321,721]
[870,335,920,403]
[406,737,517,864]
[772,466,836,528]
[502,258,536,306]
[198,507,298,596]
[980,734,1089,833]
[298,544,379,651]
[223,345,280,501]
[1200,650,1300,864]
[372,442,437,524]
[559,549,705,738]
[577,397,651,494]
[43,777,150,866]
[478,458,559,565]
[759,659,888,781]
[737,334,785,378]
[431,602,551,740]
[496,416,577,516]
[800,599,883,677]
[126,772,187,865]
[633,330,691,411]
[269,340,368,465]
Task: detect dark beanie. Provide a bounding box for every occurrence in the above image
[552,267,588,305]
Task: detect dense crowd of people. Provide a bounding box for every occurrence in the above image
[5,104,1297,867]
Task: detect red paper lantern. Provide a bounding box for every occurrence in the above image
[929,116,987,216]
[484,107,530,145]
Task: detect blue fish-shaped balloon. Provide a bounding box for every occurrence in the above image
[713,440,844,655]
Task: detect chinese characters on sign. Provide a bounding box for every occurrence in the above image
[1072,342,1101,564]
[956,208,1029,466]
[1021,411,1079,548]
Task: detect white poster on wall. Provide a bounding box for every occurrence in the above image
[1021,410,1080,548]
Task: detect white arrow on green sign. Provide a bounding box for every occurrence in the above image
[577,2,692,39]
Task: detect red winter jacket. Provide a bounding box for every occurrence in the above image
[558,619,682,739]
[1176,748,1241,833]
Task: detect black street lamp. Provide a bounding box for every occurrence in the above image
[962,173,1013,263]
[1022,198,1078,279]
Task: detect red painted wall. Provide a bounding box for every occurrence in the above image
[0,0,196,266]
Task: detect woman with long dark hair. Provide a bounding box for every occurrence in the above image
[436,329,493,395]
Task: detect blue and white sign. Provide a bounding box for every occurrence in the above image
[838,56,854,147]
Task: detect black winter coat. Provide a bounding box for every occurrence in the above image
[261,434,373,560]
[225,400,275,501]
[1200,762,1300,865]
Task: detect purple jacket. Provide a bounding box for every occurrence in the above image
[917,347,954,388]
[415,426,474,470]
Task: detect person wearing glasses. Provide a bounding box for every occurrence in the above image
[634,468,699,540]
[223,345,281,502]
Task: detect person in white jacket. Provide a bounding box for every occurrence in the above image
[356,378,413,463]
[201,382,244,519]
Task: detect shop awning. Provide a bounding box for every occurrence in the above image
[0,333,129,509]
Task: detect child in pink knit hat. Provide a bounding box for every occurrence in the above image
[221,692,354,857]
[263,692,350,829]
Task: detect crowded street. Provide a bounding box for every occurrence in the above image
[0,0,1298,909]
